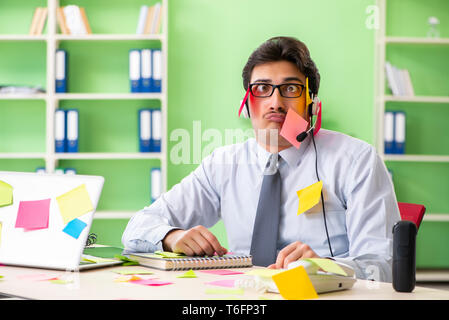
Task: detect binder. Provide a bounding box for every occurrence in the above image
[54,109,66,153]
[64,168,77,175]
[140,49,152,92]
[152,49,162,93]
[55,167,65,175]
[36,167,46,174]
[394,111,406,154]
[384,111,394,154]
[138,109,151,152]
[129,49,141,93]
[150,109,162,152]
[150,168,162,203]
[66,109,79,153]
[55,49,67,93]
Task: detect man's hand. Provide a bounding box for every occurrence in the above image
[162,225,228,256]
[267,241,320,269]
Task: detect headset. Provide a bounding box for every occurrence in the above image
[239,78,334,257]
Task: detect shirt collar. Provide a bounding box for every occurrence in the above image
[252,134,313,169]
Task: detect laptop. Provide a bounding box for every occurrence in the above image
[0,171,122,271]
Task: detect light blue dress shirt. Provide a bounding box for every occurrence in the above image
[122,129,401,282]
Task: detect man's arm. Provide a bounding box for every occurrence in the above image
[121,152,224,254]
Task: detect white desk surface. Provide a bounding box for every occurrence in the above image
[0,264,448,300]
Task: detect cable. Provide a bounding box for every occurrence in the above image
[310,128,334,257]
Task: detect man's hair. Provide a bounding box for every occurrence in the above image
[242,36,320,95]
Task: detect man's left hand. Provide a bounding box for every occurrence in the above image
[267,241,320,269]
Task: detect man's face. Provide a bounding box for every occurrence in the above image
[248,60,308,150]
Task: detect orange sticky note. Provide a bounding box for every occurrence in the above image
[296,181,323,215]
[56,184,94,224]
[272,266,318,300]
[279,108,309,149]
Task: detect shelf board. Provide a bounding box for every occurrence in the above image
[423,214,449,222]
[55,34,164,41]
[0,153,46,159]
[55,152,163,160]
[0,93,47,100]
[55,93,163,100]
[385,36,449,45]
[383,154,449,163]
[384,95,449,104]
[0,34,47,41]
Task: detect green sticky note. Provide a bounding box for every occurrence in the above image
[154,250,186,258]
[114,255,139,266]
[303,258,347,276]
[176,269,197,278]
[50,279,73,284]
[0,180,13,207]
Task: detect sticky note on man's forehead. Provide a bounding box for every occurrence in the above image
[296,181,323,215]
[56,184,94,224]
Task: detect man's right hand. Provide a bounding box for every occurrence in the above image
[162,225,227,257]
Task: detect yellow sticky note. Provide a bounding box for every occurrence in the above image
[272,266,318,300]
[303,258,347,276]
[56,184,94,224]
[176,269,197,278]
[0,180,13,207]
[296,181,323,215]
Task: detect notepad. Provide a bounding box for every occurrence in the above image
[125,251,252,271]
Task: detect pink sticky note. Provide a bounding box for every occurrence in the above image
[130,279,174,286]
[199,269,244,276]
[15,199,51,230]
[279,108,309,149]
[206,279,236,288]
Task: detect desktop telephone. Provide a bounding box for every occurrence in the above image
[245,260,357,294]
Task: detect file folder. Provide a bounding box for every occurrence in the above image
[139,109,151,152]
[151,168,162,203]
[384,111,394,154]
[66,109,79,153]
[36,167,46,174]
[150,109,162,152]
[394,111,406,154]
[64,168,77,175]
[54,109,66,153]
[129,49,141,93]
[140,49,152,92]
[55,49,67,93]
[152,49,162,93]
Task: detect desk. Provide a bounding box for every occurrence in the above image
[0,265,448,300]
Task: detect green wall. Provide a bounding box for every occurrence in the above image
[1,0,449,268]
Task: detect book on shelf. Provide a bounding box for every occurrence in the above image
[125,251,253,271]
[29,7,48,35]
[385,61,415,97]
[57,5,92,35]
[384,111,406,154]
[136,2,163,34]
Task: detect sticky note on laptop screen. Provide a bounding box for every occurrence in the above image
[56,184,94,224]
[15,199,50,230]
[0,180,13,207]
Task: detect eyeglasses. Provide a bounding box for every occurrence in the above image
[249,83,305,98]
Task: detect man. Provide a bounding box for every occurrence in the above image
[122,36,401,282]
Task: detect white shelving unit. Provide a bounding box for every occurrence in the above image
[0,0,169,216]
[374,0,449,223]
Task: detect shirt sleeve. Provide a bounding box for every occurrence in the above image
[121,153,221,252]
[332,145,401,283]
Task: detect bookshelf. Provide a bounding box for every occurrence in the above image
[0,0,168,221]
[375,0,449,269]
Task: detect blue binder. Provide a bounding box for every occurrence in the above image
[64,168,77,175]
[138,109,151,152]
[54,109,66,153]
[140,49,152,92]
[55,49,67,93]
[66,109,79,153]
[150,109,161,152]
[394,111,406,154]
[150,167,161,203]
[152,49,162,93]
[129,49,141,93]
[384,111,394,154]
